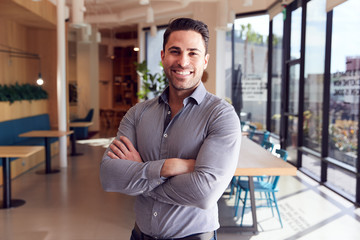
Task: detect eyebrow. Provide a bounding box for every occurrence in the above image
[167,46,202,53]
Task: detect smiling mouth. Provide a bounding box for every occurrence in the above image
[172,70,193,76]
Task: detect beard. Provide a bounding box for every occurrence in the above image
[164,65,204,91]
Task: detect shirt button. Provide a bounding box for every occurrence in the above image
[163,133,168,138]
[153,212,158,217]
[168,111,171,115]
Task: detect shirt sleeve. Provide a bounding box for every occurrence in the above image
[146,106,241,209]
[100,106,167,196]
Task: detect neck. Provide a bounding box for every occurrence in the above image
[168,86,195,119]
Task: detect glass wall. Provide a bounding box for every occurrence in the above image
[301,0,327,177]
[270,13,283,135]
[327,0,360,198]
[303,0,326,152]
[145,28,166,75]
[290,7,302,60]
[233,15,269,129]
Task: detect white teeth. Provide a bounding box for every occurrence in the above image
[175,71,191,75]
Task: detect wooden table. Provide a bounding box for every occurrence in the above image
[19,130,73,174]
[0,146,44,209]
[221,136,297,232]
[69,122,93,156]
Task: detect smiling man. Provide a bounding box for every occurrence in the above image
[100,18,241,240]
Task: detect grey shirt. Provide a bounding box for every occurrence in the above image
[100,82,241,239]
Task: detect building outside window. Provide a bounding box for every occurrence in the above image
[301,0,326,177]
[327,0,360,199]
[233,15,269,130]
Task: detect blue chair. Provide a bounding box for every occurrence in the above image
[260,131,270,146]
[256,141,274,182]
[248,124,257,140]
[240,121,246,131]
[71,109,94,139]
[261,140,274,152]
[228,176,238,199]
[234,149,288,228]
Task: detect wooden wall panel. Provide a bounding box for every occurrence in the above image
[0,18,29,85]
[0,21,57,126]
[27,28,58,127]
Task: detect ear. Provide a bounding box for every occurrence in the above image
[161,50,165,61]
[203,54,210,69]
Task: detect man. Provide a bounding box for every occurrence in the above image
[100,18,241,240]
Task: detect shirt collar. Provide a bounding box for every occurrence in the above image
[159,81,207,105]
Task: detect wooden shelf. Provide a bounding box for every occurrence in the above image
[112,46,138,108]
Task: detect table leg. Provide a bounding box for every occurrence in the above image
[218,176,258,233]
[37,137,59,174]
[248,176,258,232]
[70,129,83,156]
[1,157,25,209]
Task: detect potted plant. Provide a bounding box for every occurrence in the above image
[0,83,48,103]
[0,83,48,122]
[135,60,167,100]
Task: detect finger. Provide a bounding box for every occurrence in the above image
[113,139,129,155]
[110,143,125,159]
[120,136,136,152]
[107,151,120,159]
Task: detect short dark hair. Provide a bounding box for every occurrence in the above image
[163,18,209,54]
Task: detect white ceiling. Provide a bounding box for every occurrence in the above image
[63,0,280,38]
[66,0,221,31]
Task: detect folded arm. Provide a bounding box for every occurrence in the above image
[100,107,167,196]
[147,108,241,209]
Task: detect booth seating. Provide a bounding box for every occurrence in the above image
[71,109,94,139]
[0,114,58,172]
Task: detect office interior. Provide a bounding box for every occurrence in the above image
[1,0,360,239]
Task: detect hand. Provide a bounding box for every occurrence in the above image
[160,158,196,178]
[107,136,142,163]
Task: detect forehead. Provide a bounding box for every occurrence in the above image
[165,30,205,52]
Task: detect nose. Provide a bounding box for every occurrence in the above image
[177,53,190,68]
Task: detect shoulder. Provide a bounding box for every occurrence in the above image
[202,92,235,114]
[201,92,240,128]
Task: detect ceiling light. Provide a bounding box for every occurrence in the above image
[36,73,44,86]
[150,25,157,37]
[146,6,154,23]
[139,0,150,5]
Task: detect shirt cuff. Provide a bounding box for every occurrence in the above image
[146,159,167,189]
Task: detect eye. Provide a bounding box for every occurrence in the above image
[169,50,180,55]
[189,52,199,56]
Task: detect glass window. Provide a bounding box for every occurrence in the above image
[302,153,321,179]
[145,28,166,75]
[287,64,300,165]
[328,0,360,199]
[290,7,302,60]
[271,13,283,135]
[233,15,269,130]
[303,0,326,153]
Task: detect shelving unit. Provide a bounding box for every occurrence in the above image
[112,46,138,108]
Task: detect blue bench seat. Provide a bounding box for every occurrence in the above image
[0,114,58,166]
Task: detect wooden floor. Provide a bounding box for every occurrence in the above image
[1,127,360,240]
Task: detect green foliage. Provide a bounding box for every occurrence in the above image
[238,23,266,45]
[0,83,48,104]
[135,60,167,100]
